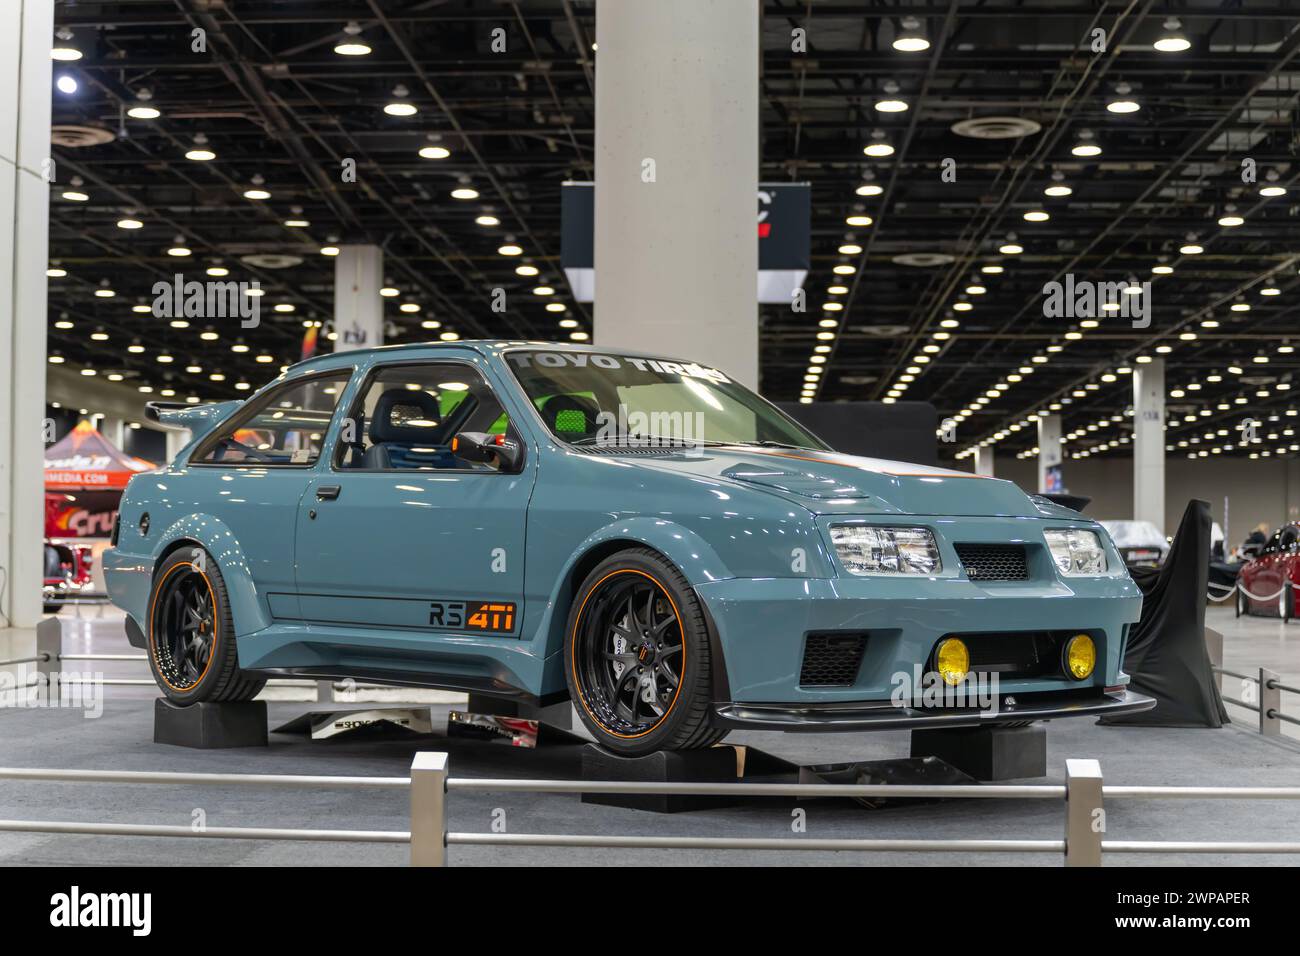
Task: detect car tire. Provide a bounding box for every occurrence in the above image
[147,548,265,704]
[565,547,726,756]
[43,603,63,614]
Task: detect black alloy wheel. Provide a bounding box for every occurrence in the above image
[574,571,686,737]
[147,548,265,704]
[565,548,726,755]
[152,564,217,690]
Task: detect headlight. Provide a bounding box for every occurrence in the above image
[830,525,941,575]
[1044,529,1107,575]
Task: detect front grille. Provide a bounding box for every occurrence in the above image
[799,633,867,686]
[954,543,1029,581]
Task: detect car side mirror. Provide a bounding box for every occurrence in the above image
[452,431,522,471]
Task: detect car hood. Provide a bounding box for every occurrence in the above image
[614,446,1054,517]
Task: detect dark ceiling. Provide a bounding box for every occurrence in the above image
[46,1,1300,463]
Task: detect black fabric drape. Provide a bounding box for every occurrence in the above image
[1099,499,1230,727]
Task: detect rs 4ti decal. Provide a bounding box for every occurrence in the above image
[429,600,517,635]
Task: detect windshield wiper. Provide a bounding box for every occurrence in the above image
[568,435,703,448]
[721,440,816,450]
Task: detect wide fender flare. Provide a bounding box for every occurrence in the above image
[536,515,732,667]
[153,514,270,636]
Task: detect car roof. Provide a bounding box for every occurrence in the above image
[286,340,711,375]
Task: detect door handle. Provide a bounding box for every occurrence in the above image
[316,485,342,501]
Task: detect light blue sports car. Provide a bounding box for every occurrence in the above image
[103,341,1153,755]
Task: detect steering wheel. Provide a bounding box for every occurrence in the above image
[212,436,274,463]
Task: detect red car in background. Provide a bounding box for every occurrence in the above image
[43,541,94,613]
[1237,523,1299,620]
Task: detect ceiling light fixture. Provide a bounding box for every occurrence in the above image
[1259,172,1286,198]
[1154,17,1191,53]
[334,22,372,56]
[1106,82,1140,114]
[1044,171,1072,197]
[184,134,215,162]
[50,28,81,61]
[1070,130,1101,157]
[1217,205,1244,227]
[874,80,908,113]
[892,16,930,52]
[855,171,883,197]
[243,174,271,201]
[383,84,416,116]
[127,88,160,119]
[863,130,895,157]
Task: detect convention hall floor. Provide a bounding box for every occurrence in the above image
[0,606,1296,866]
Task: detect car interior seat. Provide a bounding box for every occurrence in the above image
[541,394,602,442]
[364,388,460,469]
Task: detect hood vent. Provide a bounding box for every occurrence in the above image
[721,464,869,500]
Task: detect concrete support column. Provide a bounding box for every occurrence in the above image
[333,244,383,352]
[1133,359,1166,527]
[1036,414,1062,494]
[164,429,192,464]
[593,0,759,389]
[974,446,995,477]
[100,417,126,450]
[0,0,54,628]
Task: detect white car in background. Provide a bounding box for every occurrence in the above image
[1100,520,1169,569]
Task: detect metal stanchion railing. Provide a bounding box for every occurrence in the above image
[0,766,408,788]
[0,754,1298,865]
[0,765,411,848]
[410,752,448,866]
[1209,579,1297,610]
[1212,663,1300,735]
[443,779,1063,798]
[1064,758,1103,867]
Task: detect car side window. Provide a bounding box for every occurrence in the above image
[336,362,510,472]
[193,371,351,466]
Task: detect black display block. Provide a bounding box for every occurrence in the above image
[580,744,740,813]
[909,724,1046,780]
[153,698,268,749]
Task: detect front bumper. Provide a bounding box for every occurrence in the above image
[714,688,1155,731]
[694,562,1143,704]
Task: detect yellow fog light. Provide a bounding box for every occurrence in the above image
[1064,634,1096,680]
[935,638,970,686]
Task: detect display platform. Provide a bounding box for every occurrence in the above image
[911,725,1047,780]
[151,693,1041,813]
[154,698,267,749]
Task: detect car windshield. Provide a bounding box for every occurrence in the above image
[505,349,828,451]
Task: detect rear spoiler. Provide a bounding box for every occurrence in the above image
[144,399,243,438]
